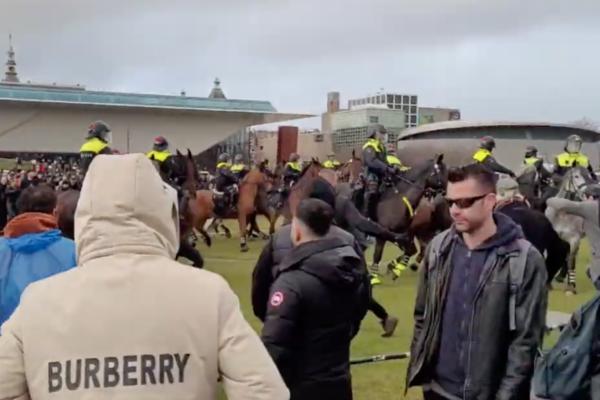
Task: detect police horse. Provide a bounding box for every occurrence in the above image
[544,166,593,295]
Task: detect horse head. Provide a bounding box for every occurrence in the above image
[559,166,593,199]
[425,153,447,193]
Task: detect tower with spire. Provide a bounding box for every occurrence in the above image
[3,34,19,83]
[208,77,226,99]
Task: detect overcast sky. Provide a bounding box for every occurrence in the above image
[1,0,599,128]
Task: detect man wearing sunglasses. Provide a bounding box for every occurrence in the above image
[407,163,547,400]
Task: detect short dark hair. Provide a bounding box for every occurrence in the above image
[296,198,334,237]
[16,183,57,214]
[447,163,498,193]
[308,177,336,209]
[56,190,80,239]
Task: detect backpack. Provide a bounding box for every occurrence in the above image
[427,230,530,332]
[533,293,600,400]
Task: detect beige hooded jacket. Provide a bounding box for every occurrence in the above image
[0,154,288,400]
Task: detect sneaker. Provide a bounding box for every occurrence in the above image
[381,316,398,337]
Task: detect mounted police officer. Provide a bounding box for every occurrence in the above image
[472,136,516,178]
[283,153,302,187]
[79,120,112,176]
[215,153,239,210]
[554,134,597,180]
[323,153,341,170]
[146,136,172,176]
[362,124,396,217]
[230,154,249,180]
[523,145,542,166]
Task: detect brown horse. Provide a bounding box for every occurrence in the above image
[193,162,276,252]
[338,150,363,185]
[281,159,323,222]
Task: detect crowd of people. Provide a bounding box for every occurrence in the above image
[0,119,599,400]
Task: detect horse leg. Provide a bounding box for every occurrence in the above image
[386,234,417,278]
[176,239,204,269]
[199,228,212,247]
[370,238,385,285]
[250,214,269,240]
[238,211,249,252]
[565,239,579,295]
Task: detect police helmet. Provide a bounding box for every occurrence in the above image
[153,136,169,151]
[480,136,496,151]
[234,154,244,163]
[289,153,299,162]
[525,145,538,157]
[87,120,111,141]
[367,124,387,138]
[565,134,582,154]
[218,153,230,163]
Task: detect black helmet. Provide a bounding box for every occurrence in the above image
[367,124,387,138]
[480,136,495,151]
[87,120,111,141]
[153,136,169,151]
[525,145,538,157]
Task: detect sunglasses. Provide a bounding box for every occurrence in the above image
[445,193,490,209]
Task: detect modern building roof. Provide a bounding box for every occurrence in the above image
[399,120,600,140]
[0,82,280,113]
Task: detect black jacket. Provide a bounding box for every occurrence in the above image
[261,237,369,400]
[362,145,390,176]
[481,155,515,176]
[407,213,548,400]
[251,224,366,322]
[80,146,112,176]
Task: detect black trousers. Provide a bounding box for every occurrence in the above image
[368,298,388,321]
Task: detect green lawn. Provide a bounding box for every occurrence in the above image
[200,224,596,400]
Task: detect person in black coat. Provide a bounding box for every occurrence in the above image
[261,198,369,400]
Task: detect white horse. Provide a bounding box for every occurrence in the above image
[545,166,592,294]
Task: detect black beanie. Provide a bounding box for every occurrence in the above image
[308,177,336,210]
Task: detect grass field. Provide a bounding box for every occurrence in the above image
[200,223,596,400]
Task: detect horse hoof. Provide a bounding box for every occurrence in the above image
[259,233,269,240]
[225,232,232,239]
[240,244,249,252]
[409,263,419,271]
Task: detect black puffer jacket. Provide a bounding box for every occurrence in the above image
[261,237,369,400]
[251,224,365,322]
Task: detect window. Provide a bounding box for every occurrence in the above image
[411,96,418,105]
[387,94,393,104]
[403,95,409,104]
[394,104,402,110]
[411,106,417,113]
[314,134,324,142]
[379,95,385,103]
[411,115,417,124]
[369,116,379,123]
[394,95,401,104]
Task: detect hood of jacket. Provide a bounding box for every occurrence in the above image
[3,212,57,238]
[75,154,180,265]
[278,237,362,290]
[451,211,523,252]
[4,229,64,253]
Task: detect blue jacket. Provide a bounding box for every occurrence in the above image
[0,230,76,327]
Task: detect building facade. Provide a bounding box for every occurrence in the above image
[348,92,418,127]
[330,107,406,159]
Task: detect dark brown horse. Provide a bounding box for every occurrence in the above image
[371,154,447,273]
[167,150,205,268]
[282,159,323,222]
